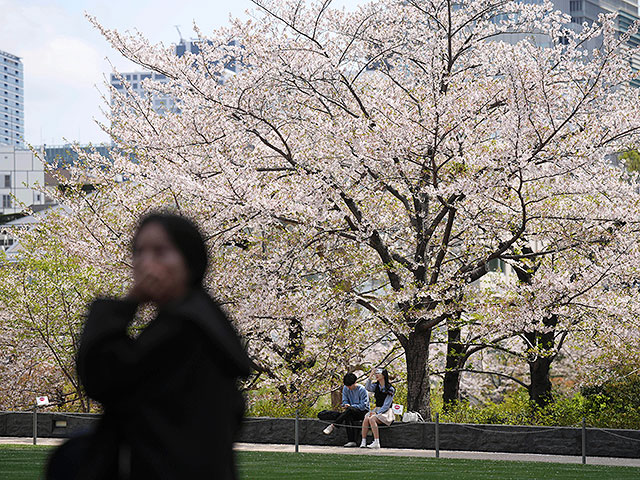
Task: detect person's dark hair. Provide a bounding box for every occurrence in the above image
[343,372,357,387]
[133,212,208,287]
[378,368,392,391]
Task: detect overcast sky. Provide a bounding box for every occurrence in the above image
[0,0,363,147]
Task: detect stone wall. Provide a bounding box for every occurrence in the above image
[1,412,639,458]
[237,418,640,458]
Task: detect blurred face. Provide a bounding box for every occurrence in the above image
[132,222,190,305]
[375,371,384,382]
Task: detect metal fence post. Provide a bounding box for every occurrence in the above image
[32,406,37,445]
[435,412,440,458]
[582,417,586,465]
[295,408,300,453]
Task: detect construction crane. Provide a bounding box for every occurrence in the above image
[174,25,184,43]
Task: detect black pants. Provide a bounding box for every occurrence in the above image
[318,407,367,442]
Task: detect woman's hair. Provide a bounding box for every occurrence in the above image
[378,368,392,391]
[133,212,209,287]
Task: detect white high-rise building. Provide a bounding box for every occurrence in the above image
[0,50,24,147]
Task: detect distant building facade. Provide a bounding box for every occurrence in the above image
[559,0,640,85]
[499,1,640,86]
[0,146,45,214]
[565,0,637,26]
[110,39,240,114]
[0,50,24,147]
[43,144,112,167]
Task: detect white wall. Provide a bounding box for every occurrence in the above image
[0,145,45,214]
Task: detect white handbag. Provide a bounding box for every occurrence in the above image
[402,411,425,423]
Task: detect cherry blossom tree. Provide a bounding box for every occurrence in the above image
[85,0,640,417]
[452,220,640,407]
[5,0,640,418]
[0,165,380,411]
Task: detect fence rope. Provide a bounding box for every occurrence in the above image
[456,424,561,435]
[591,427,640,443]
[53,413,100,420]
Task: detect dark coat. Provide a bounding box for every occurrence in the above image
[60,288,251,480]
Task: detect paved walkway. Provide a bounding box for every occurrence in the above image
[234,443,640,467]
[2,438,639,468]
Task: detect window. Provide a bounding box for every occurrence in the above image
[4,175,10,188]
[2,195,11,208]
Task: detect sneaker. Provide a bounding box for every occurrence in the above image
[359,440,367,448]
[343,442,357,448]
[322,424,335,435]
[367,441,380,449]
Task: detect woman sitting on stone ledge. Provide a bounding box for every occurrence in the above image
[360,367,395,449]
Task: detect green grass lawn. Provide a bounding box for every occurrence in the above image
[1,445,639,479]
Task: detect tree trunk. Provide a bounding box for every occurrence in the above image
[402,328,432,421]
[526,314,558,407]
[529,354,553,407]
[331,388,342,409]
[443,324,465,407]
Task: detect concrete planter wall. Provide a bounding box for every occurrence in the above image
[0,411,100,439]
[237,418,640,458]
[1,412,639,458]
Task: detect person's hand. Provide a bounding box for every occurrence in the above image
[344,404,350,409]
[128,259,176,304]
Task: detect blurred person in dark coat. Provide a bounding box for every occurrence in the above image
[46,212,252,480]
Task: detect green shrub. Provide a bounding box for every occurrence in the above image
[434,381,640,429]
[245,389,327,418]
[580,371,640,429]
